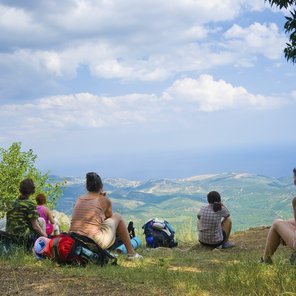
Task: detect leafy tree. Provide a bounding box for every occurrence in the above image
[265,0,296,63]
[0,142,66,218]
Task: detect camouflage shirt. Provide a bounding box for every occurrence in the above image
[6,198,39,239]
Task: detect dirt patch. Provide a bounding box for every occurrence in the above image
[232,226,270,250]
[0,265,145,296]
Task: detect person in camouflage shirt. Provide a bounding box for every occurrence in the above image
[6,178,47,244]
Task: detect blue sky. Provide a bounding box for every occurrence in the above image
[0,0,295,179]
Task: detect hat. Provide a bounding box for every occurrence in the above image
[33,236,51,260]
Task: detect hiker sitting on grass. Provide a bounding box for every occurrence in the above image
[36,193,60,236]
[260,168,296,264]
[69,172,143,260]
[197,191,235,249]
[6,178,47,247]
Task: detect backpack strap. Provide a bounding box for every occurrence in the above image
[127,221,135,238]
[69,232,117,265]
[51,236,62,263]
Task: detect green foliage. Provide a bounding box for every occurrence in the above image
[265,0,296,63]
[266,0,295,9]
[0,142,66,218]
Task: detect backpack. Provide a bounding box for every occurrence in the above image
[142,218,178,248]
[109,221,135,250]
[0,230,38,253]
[34,232,117,266]
[0,231,21,255]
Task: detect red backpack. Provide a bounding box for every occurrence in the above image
[34,233,116,266]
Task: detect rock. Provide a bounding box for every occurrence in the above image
[52,210,71,231]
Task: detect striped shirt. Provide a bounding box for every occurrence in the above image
[69,193,109,238]
[198,204,230,244]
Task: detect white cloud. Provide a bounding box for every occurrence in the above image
[0,1,290,102]
[0,4,57,48]
[242,0,267,11]
[0,20,286,87]
[224,22,286,61]
[0,92,163,135]
[166,75,282,112]
[0,1,243,49]
[0,75,287,140]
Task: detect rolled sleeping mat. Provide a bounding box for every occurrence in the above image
[115,236,142,254]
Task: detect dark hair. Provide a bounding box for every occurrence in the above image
[86,172,103,193]
[293,168,296,174]
[207,191,222,212]
[19,178,35,199]
[36,193,47,205]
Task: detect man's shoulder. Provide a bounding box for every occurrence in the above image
[19,199,36,208]
[11,198,33,207]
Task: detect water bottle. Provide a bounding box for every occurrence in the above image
[81,246,100,263]
[115,236,142,254]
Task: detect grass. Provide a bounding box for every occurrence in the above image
[1,227,296,295]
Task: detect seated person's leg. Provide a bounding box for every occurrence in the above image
[92,217,117,250]
[92,213,142,259]
[263,219,296,261]
[221,217,232,242]
[53,217,60,235]
[37,217,46,234]
[112,213,135,255]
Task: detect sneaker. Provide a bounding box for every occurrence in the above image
[126,253,143,261]
[222,241,235,249]
[258,257,273,264]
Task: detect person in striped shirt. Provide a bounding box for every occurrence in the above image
[69,172,143,260]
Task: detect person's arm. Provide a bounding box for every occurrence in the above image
[105,197,112,219]
[293,196,296,223]
[31,218,47,237]
[197,208,202,220]
[45,207,55,225]
[222,206,230,219]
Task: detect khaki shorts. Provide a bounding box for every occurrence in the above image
[92,218,116,249]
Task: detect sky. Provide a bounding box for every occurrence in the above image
[0,0,295,180]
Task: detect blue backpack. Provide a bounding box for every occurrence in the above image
[142,218,178,248]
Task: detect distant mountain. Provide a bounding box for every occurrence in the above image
[54,173,295,232]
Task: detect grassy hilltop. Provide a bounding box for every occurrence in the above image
[1,227,296,296]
